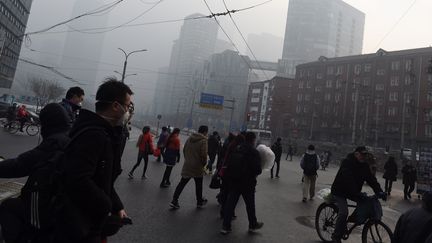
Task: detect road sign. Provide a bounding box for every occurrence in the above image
[199,93,224,110]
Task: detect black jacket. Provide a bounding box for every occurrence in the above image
[394,207,432,243]
[59,99,80,126]
[271,141,283,162]
[208,135,220,156]
[402,165,417,185]
[383,159,398,181]
[61,109,124,228]
[0,133,69,179]
[331,153,383,201]
[225,142,262,188]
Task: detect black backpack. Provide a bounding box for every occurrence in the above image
[303,153,318,176]
[224,145,247,180]
[20,126,103,231]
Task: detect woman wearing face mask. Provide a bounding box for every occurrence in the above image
[128,126,154,179]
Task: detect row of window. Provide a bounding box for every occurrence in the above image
[0,3,27,33]
[296,91,420,103]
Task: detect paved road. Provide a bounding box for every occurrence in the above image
[0,128,421,242]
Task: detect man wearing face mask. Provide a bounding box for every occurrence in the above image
[330,146,386,243]
[59,86,85,126]
[56,78,132,243]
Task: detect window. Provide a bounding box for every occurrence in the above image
[327,66,334,75]
[297,94,303,101]
[389,92,398,101]
[324,106,330,114]
[306,81,311,88]
[364,64,372,72]
[315,86,322,92]
[321,122,328,128]
[325,93,331,101]
[405,60,413,71]
[251,97,260,103]
[326,80,332,88]
[425,125,432,138]
[377,69,385,75]
[305,94,311,101]
[354,64,361,75]
[352,92,357,101]
[296,105,301,114]
[391,61,400,71]
[252,88,261,94]
[317,73,323,79]
[250,106,258,112]
[427,92,432,102]
[335,93,341,103]
[363,78,371,87]
[376,84,384,91]
[390,76,399,86]
[387,107,397,116]
[404,75,412,85]
[336,79,342,89]
[336,66,343,74]
[299,81,304,89]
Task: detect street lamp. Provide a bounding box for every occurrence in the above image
[118,48,147,83]
[114,70,137,79]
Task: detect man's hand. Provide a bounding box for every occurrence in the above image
[118,209,128,219]
[376,192,387,201]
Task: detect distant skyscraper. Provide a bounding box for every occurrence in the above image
[278,0,365,77]
[246,33,283,62]
[154,14,218,120]
[0,0,33,89]
[60,0,108,96]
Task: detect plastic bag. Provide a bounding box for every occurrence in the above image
[317,188,332,203]
[153,148,161,157]
[256,144,275,171]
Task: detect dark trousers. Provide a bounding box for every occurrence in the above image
[207,153,217,172]
[222,185,257,229]
[130,151,149,177]
[161,166,173,185]
[333,195,349,240]
[404,183,415,198]
[173,177,203,202]
[270,160,280,177]
[384,179,393,194]
[286,153,293,161]
[0,198,29,243]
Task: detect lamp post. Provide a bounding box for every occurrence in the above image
[118,48,147,83]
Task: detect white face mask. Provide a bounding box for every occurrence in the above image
[119,111,130,126]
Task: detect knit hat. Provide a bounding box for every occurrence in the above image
[39,103,70,138]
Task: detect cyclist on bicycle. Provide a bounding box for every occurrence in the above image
[330,146,386,243]
[16,105,29,132]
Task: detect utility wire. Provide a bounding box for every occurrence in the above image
[221,0,270,80]
[374,0,418,49]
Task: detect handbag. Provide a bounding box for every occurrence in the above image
[209,173,221,189]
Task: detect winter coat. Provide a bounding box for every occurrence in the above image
[300,151,320,176]
[181,133,208,178]
[157,131,169,148]
[60,109,124,236]
[383,159,398,181]
[402,165,417,185]
[163,134,181,166]
[59,99,80,126]
[287,145,293,155]
[208,135,220,156]
[331,153,383,201]
[271,141,283,162]
[394,207,432,243]
[137,132,154,154]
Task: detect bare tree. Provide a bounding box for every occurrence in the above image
[28,77,65,105]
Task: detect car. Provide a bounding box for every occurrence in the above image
[0,101,11,118]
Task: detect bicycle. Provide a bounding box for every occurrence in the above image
[7,119,40,136]
[315,194,393,243]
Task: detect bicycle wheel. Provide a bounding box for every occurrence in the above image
[361,220,393,243]
[8,121,20,134]
[26,124,39,136]
[315,202,338,242]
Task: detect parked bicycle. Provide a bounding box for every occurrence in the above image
[315,193,393,243]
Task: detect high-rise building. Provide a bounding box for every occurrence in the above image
[154,14,218,120]
[0,0,33,89]
[246,33,283,62]
[60,0,108,97]
[278,0,365,78]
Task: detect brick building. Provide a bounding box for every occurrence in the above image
[291,47,432,148]
[245,76,294,137]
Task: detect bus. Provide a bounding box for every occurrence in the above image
[248,129,272,146]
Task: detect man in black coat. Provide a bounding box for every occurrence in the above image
[0,103,71,243]
[57,79,133,243]
[270,137,283,178]
[207,131,220,174]
[331,146,386,243]
[59,86,84,127]
[221,132,263,235]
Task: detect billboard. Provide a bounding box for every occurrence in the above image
[199,93,224,110]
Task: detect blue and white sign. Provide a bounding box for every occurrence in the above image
[199,93,224,110]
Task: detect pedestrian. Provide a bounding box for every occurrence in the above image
[3,103,17,129]
[156,126,169,162]
[285,144,293,161]
[160,128,181,188]
[0,103,70,243]
[220,132,263,235]
[402,160,417,200]
[300,145,320,202]
[270,137,283,178]
[170,125,209,209]
[207,131,221,174]
[55,78,132,243]
[59,86,85,126]
[128,126,154,179]
[383,156,398,196]
[394,191,432,243]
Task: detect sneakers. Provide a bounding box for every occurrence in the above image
[170,200,180,209]
[141,175,148,180]
[160,183,168,188]
[302,198,307,202]
[197,198,208,208]
[248,222,264,233]
[128,172,133,179]
[220,227,232,235]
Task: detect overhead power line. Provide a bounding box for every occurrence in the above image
[221,0,270,80]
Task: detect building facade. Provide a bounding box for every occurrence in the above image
[291,47,432,149]
[0,0,33,89]
[278,0,364,78]
[245,76,294,137]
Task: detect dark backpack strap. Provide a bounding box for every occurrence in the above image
[415,218,432,243]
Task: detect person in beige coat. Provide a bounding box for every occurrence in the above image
[170,125,209,209]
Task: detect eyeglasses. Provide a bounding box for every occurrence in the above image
[97,100,135,114]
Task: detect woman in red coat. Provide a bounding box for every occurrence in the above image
[128,126,154,179]
[160,128,181,188]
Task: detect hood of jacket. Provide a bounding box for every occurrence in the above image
[69,109,114,138]
[306,150,316,155]
[188,133,207,143]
